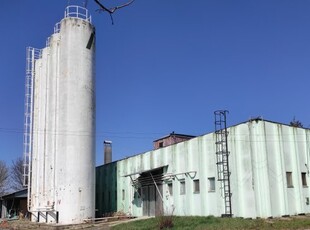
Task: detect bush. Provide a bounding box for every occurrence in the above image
[158,215,174,229]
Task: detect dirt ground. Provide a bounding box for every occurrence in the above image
[0,217,138,230]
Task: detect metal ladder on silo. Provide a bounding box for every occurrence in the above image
[23,47,41,210]
[214,110,232,217]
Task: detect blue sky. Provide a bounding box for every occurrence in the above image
[0,0,310,166]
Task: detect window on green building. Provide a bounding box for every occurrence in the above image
[208,177,215,192]
[286,172,293,188]
[180,180,185,195]
[168,183,173,196]
[302,172,307,187]
[193,180,200,193]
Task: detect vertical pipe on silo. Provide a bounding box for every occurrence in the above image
[38,49,48,218]
[53,33,61,213]
[42,48,49,209]
[33,57,44,216]
[46,33,60,211]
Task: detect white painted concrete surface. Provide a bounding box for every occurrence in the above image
[29,6,95,224]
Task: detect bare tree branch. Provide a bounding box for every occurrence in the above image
[290,116,303,128]
[0,160,9,196]
[10,157,25,192]
[94,0,134,14]
[94,0,135,24]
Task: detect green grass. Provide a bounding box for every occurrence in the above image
[111,215,310,230]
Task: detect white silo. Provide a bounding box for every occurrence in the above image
[25,5,95,224]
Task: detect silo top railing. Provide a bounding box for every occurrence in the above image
[47,6,91,47]
[54,22,61,33]
[64,5,92,23]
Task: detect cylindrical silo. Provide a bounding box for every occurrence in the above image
[56,5,95,224]
[29,5,95,225]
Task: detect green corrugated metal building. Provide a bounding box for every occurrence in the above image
[96,119,310,218]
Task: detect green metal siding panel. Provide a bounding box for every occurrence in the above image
[95,162,117,217]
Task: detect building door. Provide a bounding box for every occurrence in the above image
[141,184,162,216]
[142,186,149,216]
[139,167,164,216]
[149,185,156,216]
[155,184,163,216]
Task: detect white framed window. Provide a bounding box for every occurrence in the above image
[168,183,173,196]
[208,177,215,192]
[180,180,186,195]
[302,172,307,187]
[122,189,125,200]
[286,172,293,188]
[193,179,200,193]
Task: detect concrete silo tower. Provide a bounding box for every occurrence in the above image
[23,5,95,224]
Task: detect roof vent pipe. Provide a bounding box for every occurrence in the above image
[104,140,112,164]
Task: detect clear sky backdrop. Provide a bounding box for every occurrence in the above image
[0,0,310,166]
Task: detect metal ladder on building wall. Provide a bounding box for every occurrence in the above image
[23,47,41,210]
[214,110,232,217]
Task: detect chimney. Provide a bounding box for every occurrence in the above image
[104,140,112,164]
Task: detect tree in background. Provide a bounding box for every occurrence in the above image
[10,157,25,191]
[0,160,9,196]
[290,117,303,128]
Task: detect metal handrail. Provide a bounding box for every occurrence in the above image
[54,22,61,33]
[64,5,92,22]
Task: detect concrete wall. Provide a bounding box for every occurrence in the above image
[30,5,95,224]
[97,120,310,218]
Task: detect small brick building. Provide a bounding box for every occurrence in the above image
[153,132,196,149]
